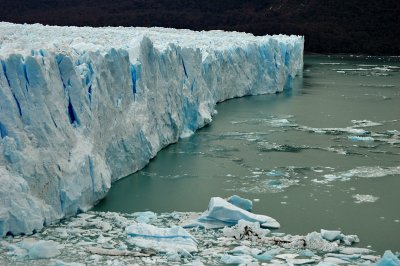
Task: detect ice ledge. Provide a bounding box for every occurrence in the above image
[0,23,304,236]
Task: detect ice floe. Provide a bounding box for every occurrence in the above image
[0,210,397,265]
[126,223,198,253]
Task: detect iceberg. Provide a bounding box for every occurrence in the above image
[184,197,280,229]
[0,22,303,236]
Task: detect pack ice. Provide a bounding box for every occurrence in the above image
[0,22,304,236]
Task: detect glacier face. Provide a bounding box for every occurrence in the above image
[0,22,303,236]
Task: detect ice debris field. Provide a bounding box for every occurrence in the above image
[1,197,399,265]
[0,22,303,236]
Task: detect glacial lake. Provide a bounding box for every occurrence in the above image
[94,55,400,253]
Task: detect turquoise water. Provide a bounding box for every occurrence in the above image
[94,55,400,253]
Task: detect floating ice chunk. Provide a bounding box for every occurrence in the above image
[322,166,400,183]
[351,120,382,128]
[222,220,270,241]
[320,62,346,65]
[133,211,157,223]
[340,247,374,255]
[316,262,338,266]
[275,253,298,260]
[301,126,369,135]
[269,118,292,127]
[183,260,205,266]
[86,246,134,256]
[184,197,279,229]
[376,251,400,266]
[265,247,284,256]
[50,260,85,266]
[253,251,274,262]
[220,254,255,265]
[228,246,266,260]
[340,234,359,246]
[227,195,253,211]
[96,234,112,244]
[9,239,61,259]
[167,251,182,262]
[322,257,349,264]
[55,228,69,239]
[229,246,257,255]
[116,243,127,251]
[5,243,28,258]
[325,252,361,261]
[361,254,380,262]
[89,220,113,231]
[26,240,61,259]
[305,232,339,252]
[348,136,375,142]
[321,229,360,246]
[352,194,379,203]
[104,212,130,228]
[267,170,286,177]
[288,258,316,265]
[126,223,198,253]
[321,229,342,241]
[299,249,315,257]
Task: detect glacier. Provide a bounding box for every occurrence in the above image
[0,22,303,236]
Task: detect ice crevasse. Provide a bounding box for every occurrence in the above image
[0,22,304,236]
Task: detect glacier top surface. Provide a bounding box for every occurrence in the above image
[0,22,302,59]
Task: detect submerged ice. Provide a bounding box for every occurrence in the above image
[0,23,303,236]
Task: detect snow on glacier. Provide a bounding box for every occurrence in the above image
[0,22,304,236]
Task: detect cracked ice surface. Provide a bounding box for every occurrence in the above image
[0,23,304,236]
[0,211,394,265]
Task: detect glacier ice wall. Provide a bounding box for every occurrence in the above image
[0,23,303,236]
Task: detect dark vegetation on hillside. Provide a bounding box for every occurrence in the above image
[0,0,399,55]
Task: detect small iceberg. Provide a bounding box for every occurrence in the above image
[321,229,342,241]
[183,197,279,229]
[376,250,400,266]
[126,223,198,253]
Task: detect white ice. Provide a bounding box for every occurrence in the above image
[183,197,280,229]
[0,22,303,236]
